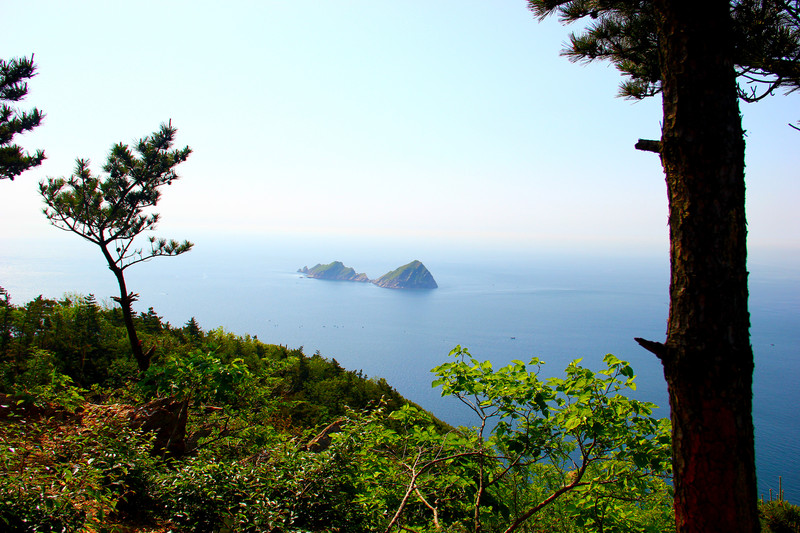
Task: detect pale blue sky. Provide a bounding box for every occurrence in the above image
[2,0,798,257]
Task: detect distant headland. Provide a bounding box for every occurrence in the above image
[298,260,438,289]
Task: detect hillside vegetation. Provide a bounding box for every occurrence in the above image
[8,288,793,532]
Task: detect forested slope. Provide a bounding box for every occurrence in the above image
[0,289,793,532]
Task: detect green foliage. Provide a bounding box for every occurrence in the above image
[0,294,136,387]
[0,399,158,532]
[0,290,678,532]
[0,287,11,355]
[315,348,673,532]
[153,440,374,532]
[184,316,203,344]
[761,498,800,532]
[138,350,250,404]
[154,460,280,532]
[428,346,673,532]
[0,484,86,533]
[39,122,192,266]
[0,55,45,181]
[8,349,86,412]
[0,292,413,427]
[341,403,480,531]
[527,0,800,102]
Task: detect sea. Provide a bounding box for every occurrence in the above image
[2,234,799,502]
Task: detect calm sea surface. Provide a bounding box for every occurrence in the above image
[3,235,799,501]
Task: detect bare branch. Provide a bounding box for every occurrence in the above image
[635,139,661,153]
[634,337,667,360]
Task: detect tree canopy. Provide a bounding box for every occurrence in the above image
[40,122,192,266]
[0,55,45,180]
[528,0,800,102]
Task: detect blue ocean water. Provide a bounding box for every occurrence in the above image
[2,235,798,501]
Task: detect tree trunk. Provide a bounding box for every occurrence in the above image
[643,0,759,531]
[113,268,150,371]
[102,245,150,372]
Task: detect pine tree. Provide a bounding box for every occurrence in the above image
[527,1,799,531]
[184,317,202,342]
[40,122,192,372]
[0,55,45,180]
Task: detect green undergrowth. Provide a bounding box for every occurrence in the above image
[1,290,775,532]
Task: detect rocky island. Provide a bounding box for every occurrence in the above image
[371,260,438,289]
[298,260,437,289]
[297,261,369,282]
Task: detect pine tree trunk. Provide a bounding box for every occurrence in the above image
[648,0,759,530]
[101,245,150,372]
[112,268,150,372]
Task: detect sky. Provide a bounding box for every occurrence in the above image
[2,0,799,262]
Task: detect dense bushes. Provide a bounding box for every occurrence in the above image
[0,290,682,531]
[0,290,438,531]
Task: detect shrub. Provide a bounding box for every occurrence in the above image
[0,483,86,533]
[761,499,800,533]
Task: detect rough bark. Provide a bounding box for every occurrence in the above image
[641,0,759,530]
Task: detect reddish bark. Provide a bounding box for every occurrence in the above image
[639,1,760,530]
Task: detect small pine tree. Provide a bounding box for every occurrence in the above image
[40,122,192,371]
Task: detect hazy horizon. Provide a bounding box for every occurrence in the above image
[3,229,799,310]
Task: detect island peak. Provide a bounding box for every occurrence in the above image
[372,260,438,290]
